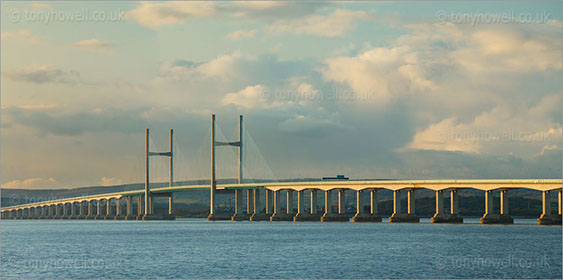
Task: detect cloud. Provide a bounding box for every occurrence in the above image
[222,84,269,109]
[451,25,561,72]
[269,9,371,37]
[278,115,344,136]
[124,1,216,28]
[320,22,561,106]
[0,29,50,45]
[4,65,80,84]
[73,38,116,54]
[2,107,149,136]
[404,94,563,158]
[226,29,257,40]
[28,2,52,11]
[100,177,123,186]
[227,1,328,20]
[1,30,32,40]
[321,46,435,103]
[125,1,329,28]
[1,177,60,189]
[155,53,313,89]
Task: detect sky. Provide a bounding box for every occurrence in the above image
[1,1,562,189]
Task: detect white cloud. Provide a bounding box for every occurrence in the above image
[124,2,216,28]
[73,39,116,54]
[405,94,563,158]
[269,9,371,37]
[222,84,269,109]
[226,29,257,40]
[452,26,561,72]
[1,177,60,189]
[321,46,435,103]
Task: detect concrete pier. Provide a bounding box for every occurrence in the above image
[294,189,322,221]
[105,199,115,220]
[114,198,125,220]
[270,190,293,221]
[232,189,249,221]
[251,189,269,221]
[321,189,349,222]
[95,200,104,220]
[389,189,419,223]
[123,197,135,220]
[134,195,143,220]
[431,190,463,223]
[352,189,382,222]
[481,190,513,224]
[537,190,562,225]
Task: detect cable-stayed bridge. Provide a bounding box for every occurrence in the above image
[1,115,561,225]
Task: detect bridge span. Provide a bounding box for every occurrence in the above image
[2,179,561,225]
[1,115,561,225]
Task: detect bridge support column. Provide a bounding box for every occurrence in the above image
[232,189,247,221]
[60,203,69,219]
[95,200,103,220]
[481,190,513,224]
[168,194,173,216]
[53,204,60,219]
[124,196,134,220]
[390,190,419,223]
[69,202,78,219]
[115,198,124,220]
[538,190,562,225]
[265,190,273,215]
[270,190,291,221]
[246,189,254,216]
[105,199,114,220]
[135,195,143,220]
[286,190,294,216]
[353,189,382,222]
[251,189,268,221]
[76,202,84,219]
[30,207,37,219]
[294,189,320,221]
[432,190,462,223]
[559,190,562,216]
[322,189,348,222]
[311,189,318,214]
[84,201,92,219]
[320,190,332,222]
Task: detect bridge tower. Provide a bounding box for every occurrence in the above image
[208,114,243,221]
[144,128,174,219]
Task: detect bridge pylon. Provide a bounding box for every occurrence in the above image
[208,114,243,221]
[143,128,175,220]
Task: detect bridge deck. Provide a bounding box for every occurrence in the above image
[1,179,561,211]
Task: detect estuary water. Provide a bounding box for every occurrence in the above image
[1,218,561,279]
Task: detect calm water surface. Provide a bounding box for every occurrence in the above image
[1,218,561,279]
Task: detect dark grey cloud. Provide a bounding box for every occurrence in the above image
[3,107,149,136]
